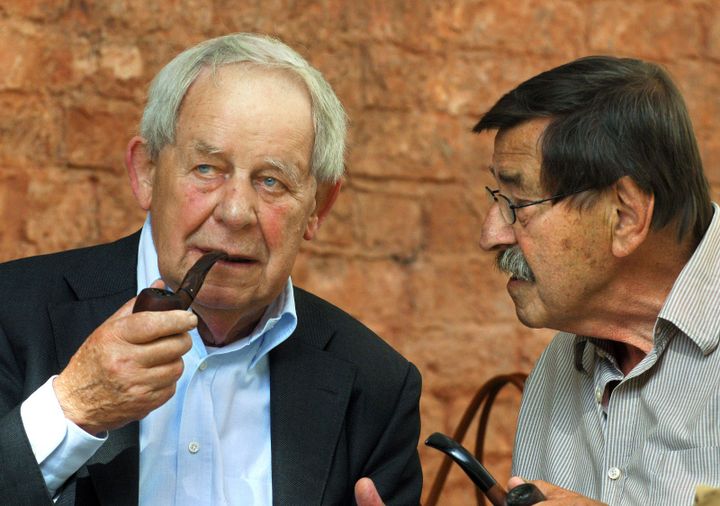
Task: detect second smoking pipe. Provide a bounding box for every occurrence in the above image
[425,432,546,506]
[133,251,228,313]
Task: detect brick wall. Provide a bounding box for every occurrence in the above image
[2,1,719,503]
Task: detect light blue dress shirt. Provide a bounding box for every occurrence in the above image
[20,217,297,505]
[136,219,297,505]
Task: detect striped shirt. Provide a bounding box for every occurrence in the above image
[512,204,720,506]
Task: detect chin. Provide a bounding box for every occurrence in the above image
[193,286,243,309]
[200,283,280,312]
[512,302,547,329]
[517,316,545,329]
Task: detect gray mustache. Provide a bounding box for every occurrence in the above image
[496,246,535,282]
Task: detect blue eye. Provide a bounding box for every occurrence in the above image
[196,164,213,175]
[256,175,287,193]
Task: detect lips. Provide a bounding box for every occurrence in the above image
[196,248,259,264]
[222,255,256,263]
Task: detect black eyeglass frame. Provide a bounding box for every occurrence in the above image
[485,186,590,225]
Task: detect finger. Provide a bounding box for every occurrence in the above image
[136,331,193,367]
[525,479,554,496]
[125,357,186,392]
[508,476,527,489]
[115,310,197,345]
[88,358,185,414]
[354,478,385,506]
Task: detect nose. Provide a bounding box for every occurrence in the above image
[213,176,259,229]
[479,203,516,251]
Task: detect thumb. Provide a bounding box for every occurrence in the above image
[508,476,526,489]
[149,278,166,289]
[354,477,385,506]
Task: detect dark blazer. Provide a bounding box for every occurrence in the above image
[0,232,422,505]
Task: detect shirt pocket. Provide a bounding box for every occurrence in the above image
[646,447,720,505]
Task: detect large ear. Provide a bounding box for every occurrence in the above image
[610,176,654,258]
[304,180,342,240]
[125,136,155,211]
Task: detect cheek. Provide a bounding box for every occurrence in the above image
[153,184,219,255]
[534,234,604,300]
[559,217,608,269]
[180,187,208,213]
[161,184,214,223]
[261,203,310,250]
[521,235,572,284]
[559,236,588,266]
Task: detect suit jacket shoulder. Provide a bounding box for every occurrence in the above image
[293,286,411,366]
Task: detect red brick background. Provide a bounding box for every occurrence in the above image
[2,1,719,503]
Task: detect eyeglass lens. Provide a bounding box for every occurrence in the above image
[485,187,515,224]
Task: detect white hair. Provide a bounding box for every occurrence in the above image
[140,33,347,182]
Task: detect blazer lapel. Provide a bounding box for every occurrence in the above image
[50,293,136,369]
[269,328,357,505]
[49,231,140,368]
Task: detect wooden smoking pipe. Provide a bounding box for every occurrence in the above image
[133,251,228,313]
[425,432,546,506]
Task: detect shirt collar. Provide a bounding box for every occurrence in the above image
[136,215,162,295]
[136,215,297,368]
[658,203,720,355]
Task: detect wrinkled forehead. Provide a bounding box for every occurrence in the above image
[189,62,311,104]
[490,118,550,193]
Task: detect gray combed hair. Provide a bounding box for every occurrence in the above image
[140,33,347,183]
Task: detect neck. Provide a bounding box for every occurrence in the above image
[612,342,648,376]
[193,306,266,347]
[565,230,695,372]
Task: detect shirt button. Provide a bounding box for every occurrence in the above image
[198,361,208,371]
[595,388,603,403]
[608,467,621,480]
[188,441,200,454]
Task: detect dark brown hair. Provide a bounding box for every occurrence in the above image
[475,56,712,242]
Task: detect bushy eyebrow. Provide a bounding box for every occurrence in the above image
[488,164,527,190]
[192,140,223,156]
[264,157,302,187]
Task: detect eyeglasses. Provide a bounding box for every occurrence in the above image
[485,186,590,225]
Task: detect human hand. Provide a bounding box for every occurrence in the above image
[53,284,196,434]
[355,477,385,506]
[508,476,608,505]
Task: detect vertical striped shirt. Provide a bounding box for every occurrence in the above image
[512,204,720,506]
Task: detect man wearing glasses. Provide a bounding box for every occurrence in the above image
[357,56,720,506]
[476,56,720,505]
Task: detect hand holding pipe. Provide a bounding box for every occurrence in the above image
[424,432,545,506]
[133,251,228,313]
